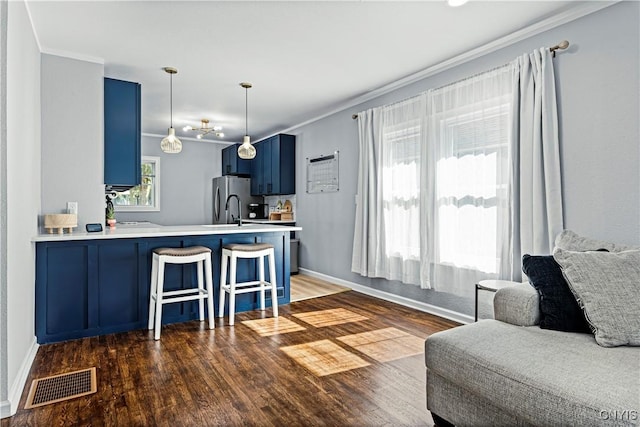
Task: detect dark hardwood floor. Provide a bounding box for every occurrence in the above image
[3,290,459,426]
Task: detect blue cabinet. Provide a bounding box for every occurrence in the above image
[250,134,295,196]
[104,78,141,188]
[222,144,251,176]
[35,231,291,344]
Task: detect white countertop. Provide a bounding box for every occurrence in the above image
[32,223,302,242]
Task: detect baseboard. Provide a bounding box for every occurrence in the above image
[298,268,473,325]
[0,337,38,418]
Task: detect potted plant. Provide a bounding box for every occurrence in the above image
[106,196,116,228]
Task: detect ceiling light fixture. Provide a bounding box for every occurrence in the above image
[160,67,182,154]
[447,0,468,7]
[237,82,256,160]
[183,119,224,139]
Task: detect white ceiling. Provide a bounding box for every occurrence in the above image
[27,0,586,144]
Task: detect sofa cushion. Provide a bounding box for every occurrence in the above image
[522,254,590,333]
[425,321,640,426]
[553,248,640,347]
[555,230,636,252]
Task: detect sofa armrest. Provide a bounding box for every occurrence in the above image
[493,283,540,326]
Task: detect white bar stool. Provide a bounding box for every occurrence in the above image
[218,243,278,326]
[148,246,215,340]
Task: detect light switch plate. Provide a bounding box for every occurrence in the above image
[67,202,78,215]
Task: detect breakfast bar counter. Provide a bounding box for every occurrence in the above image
[33,223,301,344]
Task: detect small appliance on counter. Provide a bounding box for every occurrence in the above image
[248,203,268,219]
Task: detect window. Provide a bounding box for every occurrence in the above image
[114,156,160,211]
[434,104,511,274]
[382,120,421,260]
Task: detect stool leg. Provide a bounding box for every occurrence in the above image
[204,253,215,330]
[229,252,237,326]
[197,260,205,322]
[148,254,158,330]
[258,254,266,311]
[475,284,479,322]
[154,258,166,340]
[268,250,278,318]
[218,251,228,319]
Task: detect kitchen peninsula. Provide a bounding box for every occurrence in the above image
[33,223,301,344]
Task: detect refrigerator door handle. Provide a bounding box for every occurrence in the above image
[214,187,221,222]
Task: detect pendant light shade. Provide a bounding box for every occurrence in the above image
[238,82,256,160]
[161,67,182,154]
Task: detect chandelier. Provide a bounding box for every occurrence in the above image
[183,119,224,139]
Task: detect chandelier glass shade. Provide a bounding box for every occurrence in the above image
[160,67,182,154]
[238,82,256,160]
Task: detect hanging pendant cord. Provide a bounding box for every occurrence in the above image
[245,87,248,136]
[170,73,173,128]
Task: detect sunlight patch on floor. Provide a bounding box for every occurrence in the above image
[242,317,307,337]
[280,339,370,376]
[337,327,424,362]
[292,308,368,328]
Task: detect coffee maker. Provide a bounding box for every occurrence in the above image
[248,203,268,219]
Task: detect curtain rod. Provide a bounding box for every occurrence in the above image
[351,40,570,120]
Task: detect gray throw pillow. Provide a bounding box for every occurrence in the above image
[553,248,640,347]
[554,230,636,252]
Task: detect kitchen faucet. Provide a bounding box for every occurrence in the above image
[225,194,242,226]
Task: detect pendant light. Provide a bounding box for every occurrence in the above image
[237,82,256,160]
[160,67,182,154]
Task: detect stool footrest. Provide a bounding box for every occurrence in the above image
[152,289,210,305]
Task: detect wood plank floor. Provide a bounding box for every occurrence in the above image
[2,291,459,427]
[290,274,351,302]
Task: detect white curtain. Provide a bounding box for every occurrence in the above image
[352,48,563,295]
[352,97,429,287]
[426,65,515,295]
[511,48,564,277]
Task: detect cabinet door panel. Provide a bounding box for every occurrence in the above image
[40,245,92,336]
[262,138,274,194]
[98,241,141,328]
[104,78,141,186]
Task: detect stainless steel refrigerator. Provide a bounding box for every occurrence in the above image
[212,176,260,224]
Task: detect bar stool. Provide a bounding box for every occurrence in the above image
[148,246,215,340]
[218,243,278,326]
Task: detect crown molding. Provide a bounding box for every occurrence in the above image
[277,1,618,136]
[40,48,104,65]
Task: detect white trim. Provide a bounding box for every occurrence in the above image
[298,268,473,325]
[39,48,104,65]
[142,132,231,145]
[22,1,42,53]
[270,1,618,139]
[114,156,161,212]
[0,338,38,418]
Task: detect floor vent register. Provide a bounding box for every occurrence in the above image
[25,367,97,409]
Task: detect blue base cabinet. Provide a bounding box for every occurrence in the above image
[35,232,290,344]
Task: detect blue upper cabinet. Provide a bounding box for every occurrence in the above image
[250,134,295,196]
[104,78,141,188]
[222,144,251,176]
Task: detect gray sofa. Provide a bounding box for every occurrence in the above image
[425,283,640,426]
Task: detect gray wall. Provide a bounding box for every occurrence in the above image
[291,2,640,317]
[2,0,41,416]
[116,135,227,226]
[41,54,104,230]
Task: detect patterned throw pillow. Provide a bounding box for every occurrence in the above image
[522,255,590,333]
[553,248,640,347]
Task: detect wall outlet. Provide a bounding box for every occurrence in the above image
[67,202,78,215]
